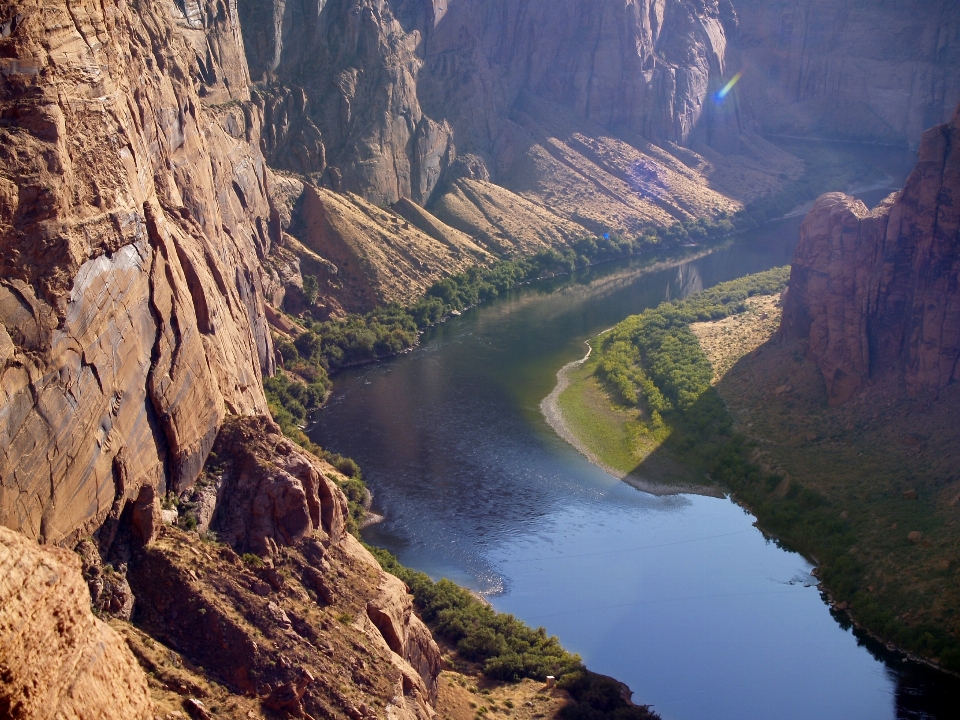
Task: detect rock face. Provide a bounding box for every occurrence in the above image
[0,0,276,544]
[417,0,747,158]
[0,525,153,720]
[736,0,960,147]
[209,415,349,554]
[240,0,454,205]
[129,416,441,719]
[238,0,760,205]
[780,104,960,404]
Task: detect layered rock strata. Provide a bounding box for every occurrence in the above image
[416,0,747,157]
[780,104,960,403]
[0,0,276,544]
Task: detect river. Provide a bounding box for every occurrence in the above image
[310,179,960,718]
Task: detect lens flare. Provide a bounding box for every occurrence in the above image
[715,70,743,101]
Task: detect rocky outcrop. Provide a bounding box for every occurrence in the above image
[366,570,442,704]
[0,525,153,720]
[780,104,960,403]
[0,0,277,545]
[128,415,441,719]
[209,415,349,554]
[736,0,960,147]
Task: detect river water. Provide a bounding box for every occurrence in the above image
[311,185,960,718]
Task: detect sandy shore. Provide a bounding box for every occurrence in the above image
[540,341,719,497]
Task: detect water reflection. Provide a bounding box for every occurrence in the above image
[311,198,958,718]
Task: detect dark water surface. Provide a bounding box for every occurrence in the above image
[311,188,960,718]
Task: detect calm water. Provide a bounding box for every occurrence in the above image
[311,188,960,718]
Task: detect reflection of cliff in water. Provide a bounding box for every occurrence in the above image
[826,604,960,715]
[665,262,704,302]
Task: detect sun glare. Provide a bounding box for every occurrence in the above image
[715,70,744,101]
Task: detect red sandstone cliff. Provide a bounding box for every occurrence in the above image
[0,0,283,544]
[780,104,960,404]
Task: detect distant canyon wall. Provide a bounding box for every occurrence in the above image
[780,103,960,404]
[238,0,750,204]
[736,0,960,147]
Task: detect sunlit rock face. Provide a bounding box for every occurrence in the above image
[0,0,275,544]
[736,0,960,147]
[780,104,960,404]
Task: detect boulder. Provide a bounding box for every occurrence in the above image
[210,416,349,555]
[0,526,152,719]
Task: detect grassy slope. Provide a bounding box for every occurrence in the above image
[716,334,960,670]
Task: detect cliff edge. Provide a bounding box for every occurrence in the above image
[780,103,960,404]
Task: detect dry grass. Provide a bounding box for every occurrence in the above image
[690,295,783,383]
[436,670,570,720]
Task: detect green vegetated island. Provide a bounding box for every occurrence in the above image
[548,267,960,673]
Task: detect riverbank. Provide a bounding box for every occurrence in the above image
[546,268,960,675]
[540,340,720,497]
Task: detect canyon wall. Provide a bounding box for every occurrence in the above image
[736,0,960,147]
[0,0,277,544]
[236,0,755,205]
[780,103,960,404]
[2,0,958,549]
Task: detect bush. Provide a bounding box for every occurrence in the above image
[366,545,658,716]
[587,266,960,674]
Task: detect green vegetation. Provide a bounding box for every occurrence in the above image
[367,545,656,718]
[585,268,790,465]
[580,267,960,673]
[241,553,264,567]
[264,370,330,444]
[557,358,666,476]
[267,140,880,436]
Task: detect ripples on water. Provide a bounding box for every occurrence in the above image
[312,189,960,719]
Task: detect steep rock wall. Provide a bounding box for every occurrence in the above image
[237,0,750,206]
[780,104,960,403]
[239,0,454,205]
[417,0,746,160]
[0,0,276,544]
[736,0,960,147]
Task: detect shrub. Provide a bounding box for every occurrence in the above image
[241,553,264,567]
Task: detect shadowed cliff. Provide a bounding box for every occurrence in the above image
[780,103,960,404]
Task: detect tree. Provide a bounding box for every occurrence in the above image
[302,275,319,305]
